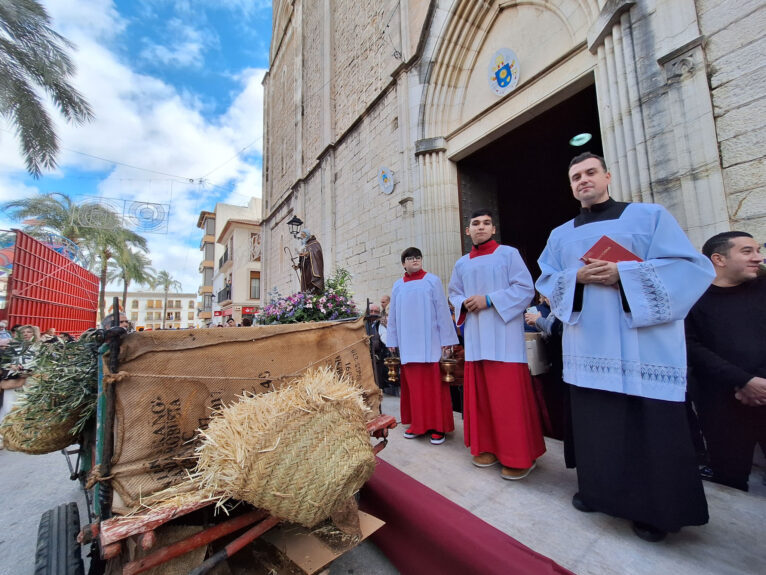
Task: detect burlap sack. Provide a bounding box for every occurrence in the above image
[105,318,380,510]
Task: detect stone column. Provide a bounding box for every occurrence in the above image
[414,140,462,285]
[589,1,651,204]
[589,0,729,245]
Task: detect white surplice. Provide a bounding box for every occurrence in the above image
[536,203,714,402]
[448,246,535,363]
[387,273,458,365]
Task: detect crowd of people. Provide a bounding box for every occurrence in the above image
[383,152,765,543]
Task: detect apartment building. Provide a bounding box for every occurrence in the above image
[197,198,262,326]
[104,291,198,330]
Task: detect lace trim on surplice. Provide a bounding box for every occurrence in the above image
[636,262,672,323]
[564,355,686,387]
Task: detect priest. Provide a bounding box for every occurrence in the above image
[536,152,714,541]
[449,210,545,480]
[387,247,459,445]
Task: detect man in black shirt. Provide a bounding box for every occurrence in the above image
[685,231,766,491]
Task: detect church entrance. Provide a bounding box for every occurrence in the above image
[456,81,603,278]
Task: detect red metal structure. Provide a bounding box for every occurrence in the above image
[0,230,98,335]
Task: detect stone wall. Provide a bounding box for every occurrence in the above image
[265,31,297,210]
[301,85,406,304]
[331,0,401,138]
[698,0,766,242]
[301,0,324,170]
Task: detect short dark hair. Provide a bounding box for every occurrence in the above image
[470,209,493,221]
[702,231,753,259]
[401,246,422,264]
[569,152,607,172]
[241,317,252,326]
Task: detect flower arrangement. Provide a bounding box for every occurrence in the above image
[256,268,358,324]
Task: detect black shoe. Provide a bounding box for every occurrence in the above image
[571,492,594,513]
[632,521,667,542]
[699,465,714,481]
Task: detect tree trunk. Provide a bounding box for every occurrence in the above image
[162,290,168,329]
[122,275,129,310]
[98,254,108,323]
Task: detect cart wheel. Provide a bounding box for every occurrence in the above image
[34,502,84,575]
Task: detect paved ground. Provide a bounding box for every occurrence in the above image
[3,395,763,575]
[0,447,90,575]
[378,395,766,575]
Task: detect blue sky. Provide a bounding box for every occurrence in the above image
[0,0,273,292]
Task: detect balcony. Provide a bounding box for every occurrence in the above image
[198,285,213,295]
[217,286,231,304]
[218,247,230,270]
[199,259,214,273]
[199,235,215,250]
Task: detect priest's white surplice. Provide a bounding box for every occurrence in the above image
[536,203,714,402]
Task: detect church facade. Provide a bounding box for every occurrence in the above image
[261,0,765,301]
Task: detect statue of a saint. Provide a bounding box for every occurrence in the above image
[296,229,324,294]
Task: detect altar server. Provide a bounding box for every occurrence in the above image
[387,247,459,445]
[448,211,545,480]
[536,152,713,541]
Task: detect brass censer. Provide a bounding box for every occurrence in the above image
[383,355,400,383]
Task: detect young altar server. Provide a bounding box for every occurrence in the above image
[448,211,545,479]
[387,247,459,445]
[536,152,713,541]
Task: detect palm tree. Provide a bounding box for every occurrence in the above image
[2,192,149,319]
[152,270,182,329]
[1,192,87,245]
[81,213,149,320]
[107,248,155,308]
[0,0,93,176]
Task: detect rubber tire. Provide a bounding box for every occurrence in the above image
[34,502,85,575]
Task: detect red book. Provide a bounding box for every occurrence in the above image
[581,235,643,264]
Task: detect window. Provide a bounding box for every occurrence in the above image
[250,271,261,300]
[188,312,195,320]
[155,300,162,308]
[174,312,181,320]
[131,300,138,309]
[167,312,173,320]
[131,312,138,321]
[250,232,261,262]
[204,243,215,260]
[205,218,215,235]
[146,300,153,309]
[175,300,181,309]
[203,268,213,284]
[189,300,195,309]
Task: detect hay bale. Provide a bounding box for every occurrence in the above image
[192,367,376,527]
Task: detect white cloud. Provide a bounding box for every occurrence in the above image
[0,1,268,293]
[139,18,217,69]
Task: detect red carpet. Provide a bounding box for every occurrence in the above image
[360,458,574,575]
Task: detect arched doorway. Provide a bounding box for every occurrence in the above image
[456,82,603,276]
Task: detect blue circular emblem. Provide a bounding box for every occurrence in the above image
[488,48,520,96]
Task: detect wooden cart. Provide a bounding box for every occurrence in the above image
[38,316,396,575]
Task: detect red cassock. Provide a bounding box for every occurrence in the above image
[463,361,545,469]
[400,363,455,435]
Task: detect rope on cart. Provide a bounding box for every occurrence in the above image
[102,338,370,383]
[85,464,114,489]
